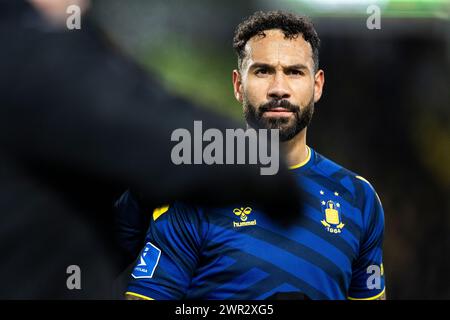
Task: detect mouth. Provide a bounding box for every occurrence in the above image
[263,108,294,117]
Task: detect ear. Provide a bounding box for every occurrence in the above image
[232,69,243,103]
[313,69,325,103]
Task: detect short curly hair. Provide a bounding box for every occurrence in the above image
[233,11,320,72]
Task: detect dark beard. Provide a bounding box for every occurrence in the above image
[243,96,314,142]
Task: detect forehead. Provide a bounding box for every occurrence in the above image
[243,29,313,68]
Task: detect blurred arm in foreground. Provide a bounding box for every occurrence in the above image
[0,1,302,298]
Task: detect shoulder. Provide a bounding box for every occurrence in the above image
[311,149,382,208]
[151,201,204,224]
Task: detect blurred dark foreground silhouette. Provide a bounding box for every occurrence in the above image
[0,1,302,298]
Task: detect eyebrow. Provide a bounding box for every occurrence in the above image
[249,62,309,71]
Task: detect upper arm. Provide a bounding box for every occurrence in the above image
[348,177,386,300]
[126,202,204,300]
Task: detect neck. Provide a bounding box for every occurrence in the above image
[282,128,309,168]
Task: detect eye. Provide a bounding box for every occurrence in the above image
[289,69,304,76]
[255,68,269,76]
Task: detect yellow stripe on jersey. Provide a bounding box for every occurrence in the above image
[356,176,382,204]
[289,146,311,170]
[153,205,170,221]
[355,175,371,184]
[347,287,386,300]
[125,291,155,300]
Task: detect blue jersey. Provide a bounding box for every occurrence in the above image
[124,147,385,300]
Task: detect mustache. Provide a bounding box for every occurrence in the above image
[258,99,301,113]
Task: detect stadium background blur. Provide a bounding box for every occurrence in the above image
[89,0,449,299]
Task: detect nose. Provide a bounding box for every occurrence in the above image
[267,74,291,100]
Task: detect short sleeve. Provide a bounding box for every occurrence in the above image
[348,177,386,300]
[126,202,204,300]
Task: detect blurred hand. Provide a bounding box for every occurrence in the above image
[29,0,90,25]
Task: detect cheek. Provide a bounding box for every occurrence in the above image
[244,78,270,104]
[291,79,314,104]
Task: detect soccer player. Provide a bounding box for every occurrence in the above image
[120,11,386,300]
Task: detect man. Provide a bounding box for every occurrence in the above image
[120,11,386,300]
